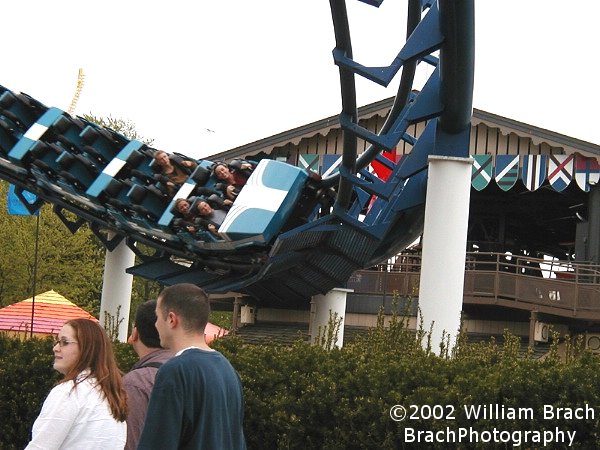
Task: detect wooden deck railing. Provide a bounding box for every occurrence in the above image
[347,252,600,318]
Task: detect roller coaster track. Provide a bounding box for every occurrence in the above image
[67,68,85,116]
[0,0,474,307]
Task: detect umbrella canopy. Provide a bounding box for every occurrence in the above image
[0,290,96,337]
[205,321,228,344]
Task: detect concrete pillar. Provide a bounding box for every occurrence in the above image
[310,288,352,348]
[99,236,135,342]
[418,156,472,354]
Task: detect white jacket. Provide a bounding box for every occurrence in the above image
[25,375,126,450]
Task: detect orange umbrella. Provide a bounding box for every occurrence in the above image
[0,290,96,337]
[205,322,228,344]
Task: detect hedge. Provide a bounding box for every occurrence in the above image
[2,314,600,449]
[0,333,136,449]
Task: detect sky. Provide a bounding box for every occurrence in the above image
[2,1,598,160]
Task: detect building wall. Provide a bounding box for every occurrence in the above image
[255,111,593,166]
[345,312,418,329]
[470,123,558,156]
[257,307,310,323]
[243,309,573,340]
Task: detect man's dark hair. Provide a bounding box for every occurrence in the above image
[134,299,162,348]
[158,283,210,333]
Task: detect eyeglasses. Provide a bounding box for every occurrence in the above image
[53,338,78,348]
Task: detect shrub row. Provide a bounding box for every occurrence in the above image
[212,319,600,449]
[0,334,136,449]
[2,316,600,449]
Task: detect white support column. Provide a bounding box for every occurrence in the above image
[99,236,136,342]
[418,156,472,354]
[310,288,352,348]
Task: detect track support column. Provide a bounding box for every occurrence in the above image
[418,155,472,354]
[99,235,135,342]
[310,288,352,348]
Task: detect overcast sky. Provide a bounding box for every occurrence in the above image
[2,1,598,159]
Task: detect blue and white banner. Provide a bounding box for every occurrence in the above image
[495,155,519,192]
[521,155,547,191]
[321,154,342,177]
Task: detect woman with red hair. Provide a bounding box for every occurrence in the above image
[25,318,128,449]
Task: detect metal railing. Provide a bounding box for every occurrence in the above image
[347,252,600,316]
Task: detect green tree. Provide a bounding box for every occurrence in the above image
[82,114,154,146]
[0,182,105,313]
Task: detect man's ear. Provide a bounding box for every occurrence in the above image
[167,311,178,329]
[128,326,139,344]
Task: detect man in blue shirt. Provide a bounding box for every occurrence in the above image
[137,283,246,450]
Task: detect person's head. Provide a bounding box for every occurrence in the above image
[154,150,170,167]
[155,284,210,349]
[213,162,232,182]
[54,318,128,421]
[196,200,213,216]
[54,319,117,378]
[175,198,190,215]
[53,322,81,375]
[129,300,162,350]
